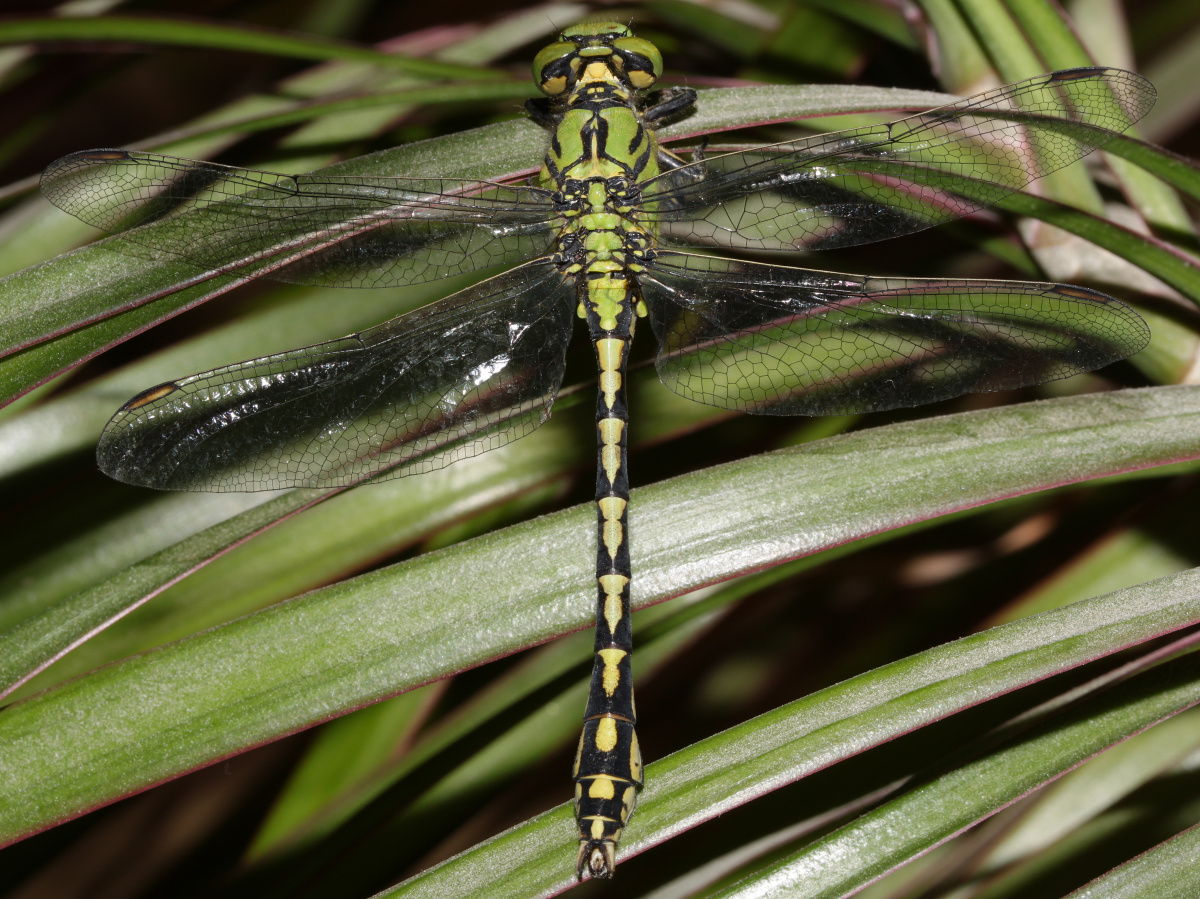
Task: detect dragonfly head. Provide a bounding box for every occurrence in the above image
[533,21,662,97]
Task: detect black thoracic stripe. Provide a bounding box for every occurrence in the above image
[628,124,645,157]
[629,138,652,179]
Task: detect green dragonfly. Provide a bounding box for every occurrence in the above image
[41,21,1153,880]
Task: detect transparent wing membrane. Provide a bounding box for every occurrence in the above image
[97,261,576,490]
[642,252,1150,417]
[641,68,1155,252]
[41,150,559,287]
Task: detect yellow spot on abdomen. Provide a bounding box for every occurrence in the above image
[596,338,625,373]
[598,496,626,520]
[601,446,621,482]
[603,519,624,560]
[604,593,622,634]
[588,775,616,799]
[600,371,622,409]
[599,573,629,595]
[599,574,629,635]
[598,417,624,446]
[595,715,619,751]
[621,785,638,817]
[598,649,626,697]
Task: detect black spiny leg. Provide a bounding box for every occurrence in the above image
[641,87,697,124]
[525,97,561,129]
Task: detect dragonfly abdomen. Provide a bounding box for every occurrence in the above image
[574,265,644,880]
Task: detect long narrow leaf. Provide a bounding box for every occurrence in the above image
[1,386,1197,847]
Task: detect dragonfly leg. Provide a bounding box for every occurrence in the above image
[642,87,697,124]
[524,97,559,129]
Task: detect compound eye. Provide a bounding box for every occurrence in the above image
[532,40,579,96]
[613,36,662,89]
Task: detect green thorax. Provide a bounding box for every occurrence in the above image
[534,23,664,331]
[534,22,664,190]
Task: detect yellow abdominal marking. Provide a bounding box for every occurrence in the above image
[601,445,621,483]
[596,337,625,371]
[598,648,626,696]
[588,775,617,799]
[598,418,624,483]
[598,573,629,595]
[595,715,619,751]
[598,496,627,520]
[599,496,627,560]
[599,371,621,410]
[604,594,622,633]
[599,573,629,634]
[603,521,623,560]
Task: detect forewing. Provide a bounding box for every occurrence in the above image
[42,150,559,288]
[97,260,576,490]
[640,68,1155,252]
[641,252,1149,416]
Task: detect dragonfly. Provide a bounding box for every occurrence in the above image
[41,21,1153,880]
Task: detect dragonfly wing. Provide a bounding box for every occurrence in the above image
[640,68,1155,252]
[97,260,576,490]
[640,251,1149,416]
[42,150,559,288]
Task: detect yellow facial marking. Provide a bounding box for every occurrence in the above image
[598,649,626,697]
[604,593,622,634]
[588,775,616,799]
[595,715,619,750]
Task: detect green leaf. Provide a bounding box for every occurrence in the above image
[0,15,496,80]
[706,646,1200,899]
[2,385,1198,846]
[1061,820,1200,897]
[378,569,1200,897]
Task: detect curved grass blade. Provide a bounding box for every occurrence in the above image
[706,643,1200,899]
[378,570,1200,897]
[993,191,1200,304]
[0,119,549,403]
[0,15,495,81]
[0,417,579,703]
[1061,820,1200,898]
[7,79,1184,404]
[1,386,1199,847]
